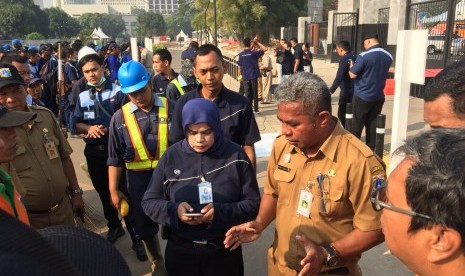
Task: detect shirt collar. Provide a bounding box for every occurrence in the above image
[128,94,164,113]
[195,84,228,108]
[291,117,343,162]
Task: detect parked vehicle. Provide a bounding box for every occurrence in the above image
[427,34,462,54]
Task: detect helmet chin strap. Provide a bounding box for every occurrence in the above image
[87,76,106,87]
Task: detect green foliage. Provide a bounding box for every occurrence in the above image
[44,7,80,38]
[166,0,197,38]
[153,44,167,51]
[136,11,167,37]
[192,0,307,41]
[26,32,46,40]
[79,13,126,39]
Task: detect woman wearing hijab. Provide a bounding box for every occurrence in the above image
[142,98,260,276]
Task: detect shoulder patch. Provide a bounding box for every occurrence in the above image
[343,132,376,158]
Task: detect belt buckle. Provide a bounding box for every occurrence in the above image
[193,240,208,246]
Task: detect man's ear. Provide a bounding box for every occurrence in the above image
[317,111,332,127]
[427,225,463,263]
[222,61,227,74]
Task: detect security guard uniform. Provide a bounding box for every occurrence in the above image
[73,80,125,232]
[12,106,75,229]
[108,96,173,276]
[265,119,385,276]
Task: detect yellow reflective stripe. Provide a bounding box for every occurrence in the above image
[122,98,169,170]
[171,78,185,95]
[157,97,168,159]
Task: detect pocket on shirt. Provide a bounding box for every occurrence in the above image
[312,180,344,218]
[273,167,296,206]
[14,146,33,174]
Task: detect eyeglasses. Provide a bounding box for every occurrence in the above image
[370,177,433,220]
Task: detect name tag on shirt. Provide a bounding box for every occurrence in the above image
[198,181,213,204]
[44,141,59,160]
[297,190,313,217]
[84,111,95,120]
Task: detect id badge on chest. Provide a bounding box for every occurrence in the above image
[84,111,95,120]
[44,141,59,159]
[198,178,213,204]
[297,184,314,218]
[42,128,59,160]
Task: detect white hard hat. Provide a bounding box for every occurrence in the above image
[77,46,97,63]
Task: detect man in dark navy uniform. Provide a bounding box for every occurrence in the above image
[169,44,261,170]
[349,33,392,150]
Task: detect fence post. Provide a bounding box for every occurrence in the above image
[345,103,353,132]
[375,114,386,158]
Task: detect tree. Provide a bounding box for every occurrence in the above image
[44,7,80,38]
[136,11,167,37]
[26,32,46,40]
[191,0,307,41]
[79,13,126,39]
[0,0,49,39]
[166,0,198,38]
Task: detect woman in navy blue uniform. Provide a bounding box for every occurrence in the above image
[142,98,260,276]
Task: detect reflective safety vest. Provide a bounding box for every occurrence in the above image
[0,168,29,225]
[170,78,185,96]
[122,98,169,171]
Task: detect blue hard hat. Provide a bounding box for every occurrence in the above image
[12,39,21,45]
[118,61,151,94]
[2,44,11,51]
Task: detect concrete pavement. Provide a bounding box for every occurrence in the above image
[69,47,422,275]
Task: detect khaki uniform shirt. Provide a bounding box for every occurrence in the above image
[265,120,385,273]
[141,48,154,70]
[12,106,73,211]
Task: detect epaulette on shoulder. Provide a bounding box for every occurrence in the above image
[28,105,52,113]
[343,132,376,158]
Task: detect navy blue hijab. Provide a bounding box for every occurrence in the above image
[182,98,224,153]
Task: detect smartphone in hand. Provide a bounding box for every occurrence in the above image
[183,213,203,217]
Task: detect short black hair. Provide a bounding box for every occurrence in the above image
[154,48,172,65]
[27,48,39,58]
[1,54,28,64]
[290,37,298,43]
[194,44,224,65]
[243,37,252,47]
[394,128,465,246]
[189,41,199,49]
[77,53,103,69]
[424,59,465,116]
[336,40,351,52]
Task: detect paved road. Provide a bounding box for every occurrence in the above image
[70,47,417,275]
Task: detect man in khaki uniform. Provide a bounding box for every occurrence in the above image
[225,72,385,275]
[0,63,84,229]
[259,53,273,104]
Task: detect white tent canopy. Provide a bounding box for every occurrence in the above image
[176,29,189,42]
[91,27,109,39]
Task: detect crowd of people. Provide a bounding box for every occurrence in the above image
[0,33,464,276]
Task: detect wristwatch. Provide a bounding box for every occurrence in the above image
[69,188,83,196]
[321,243,339,267]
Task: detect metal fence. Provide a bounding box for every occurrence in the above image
[330,12,359,62]
[407,0,465,68]
[305,22,328,57]
[282,26,298,41]
[377,8,390,48]
[224,55,239,80]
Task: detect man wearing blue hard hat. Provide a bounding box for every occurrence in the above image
[108,60,174,276]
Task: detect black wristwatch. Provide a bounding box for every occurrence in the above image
[321,243,338,267]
